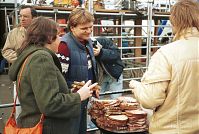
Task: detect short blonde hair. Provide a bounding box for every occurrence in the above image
[67,8,95,31]
[170,0,199,40]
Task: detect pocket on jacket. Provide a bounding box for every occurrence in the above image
[106,63,124,79]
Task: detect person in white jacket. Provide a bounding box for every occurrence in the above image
[129,0,199,134]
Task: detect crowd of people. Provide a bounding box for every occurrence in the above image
[1,0,199,134]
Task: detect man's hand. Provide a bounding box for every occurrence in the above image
[93,45,102,56]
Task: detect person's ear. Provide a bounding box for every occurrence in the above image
[47,36,54,44]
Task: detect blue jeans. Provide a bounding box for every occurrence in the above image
[0,58,7,73]
[100,74,123,99]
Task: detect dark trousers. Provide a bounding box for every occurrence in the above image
[78,99,89,134]
[0,58,6,73]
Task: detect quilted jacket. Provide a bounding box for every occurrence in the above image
[132,28,199,134]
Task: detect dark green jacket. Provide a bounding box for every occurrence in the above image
[9,45,81,134]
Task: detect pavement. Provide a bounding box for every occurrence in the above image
[0,74,13,133]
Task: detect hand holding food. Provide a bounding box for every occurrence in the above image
[72,80,101,99]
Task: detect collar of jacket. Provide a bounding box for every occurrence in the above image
[19,26,26,32]
[45,47,62,72]
[69,32,93,51]
[9,46,62,81]
[179,27,199,39]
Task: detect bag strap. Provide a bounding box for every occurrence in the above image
[11,55,44,121]
[12,56,30,115]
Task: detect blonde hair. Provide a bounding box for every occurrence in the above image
[67,8,95,31]
[170,0,199,40]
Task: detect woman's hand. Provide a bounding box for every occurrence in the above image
[77,80,98,101]
[129,80,135,89]
[129,79,140,90]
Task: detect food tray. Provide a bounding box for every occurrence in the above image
[91,119,148,134]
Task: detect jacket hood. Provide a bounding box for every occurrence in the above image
[9,46,51,81]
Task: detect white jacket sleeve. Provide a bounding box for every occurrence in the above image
[130,80,168,109]
[129,49,171,109]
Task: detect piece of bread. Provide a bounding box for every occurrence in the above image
[120,102,139,110]
[125,110,147,119]
[117,96,137,103]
